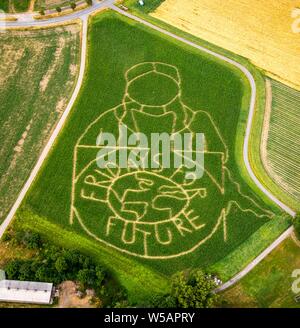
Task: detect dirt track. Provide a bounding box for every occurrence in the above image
[58,281,96,308]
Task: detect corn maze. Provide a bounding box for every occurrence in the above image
[71,62,274,259]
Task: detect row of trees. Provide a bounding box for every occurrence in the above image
[39,0,93,16]
[3,230,126,307]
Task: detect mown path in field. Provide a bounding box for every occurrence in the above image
[0,0,295,292]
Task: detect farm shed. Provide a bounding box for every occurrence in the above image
[0,275,54,305]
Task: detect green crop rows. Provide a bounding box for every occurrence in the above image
[266,80,300,207]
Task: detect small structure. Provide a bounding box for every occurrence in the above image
[0,271,54,305]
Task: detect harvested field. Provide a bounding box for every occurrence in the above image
[151,0,300,90]
[262,79,300,205]
[0,24,80,224]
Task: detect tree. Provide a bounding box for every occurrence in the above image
[95,265,105,287]
[171,270,218,308]
[70,2,76,10]
[55,256,68,273]
[148,294,176,308]
[23,231,42,249]
[18,262,34,281]
[81,256,92,269]
[56,6,62,13]
[294,214,300,240]
[5,260,22,280]
[1,231,12,242]
[35,266,49,282]
[42,244,60,262]
[86,0,93,6]
[77,268,95,287]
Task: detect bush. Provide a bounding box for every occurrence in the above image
[140,269,219,308]
[1,231,12,242]
[294,214,300,239]
[171,270,218,308]
[148,294,176,308]
[39,7,45,15]
[5,260,23,280]
[18,261,34,281]
[55,256,68,273]
[56,6,62,12]
[14,230,42,249]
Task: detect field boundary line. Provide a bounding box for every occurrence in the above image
[0,17,88,238]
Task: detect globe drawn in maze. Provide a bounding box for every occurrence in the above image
[70,62,273,259]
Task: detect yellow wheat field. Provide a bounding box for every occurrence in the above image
[152,0,300,90]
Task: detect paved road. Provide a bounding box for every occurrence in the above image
[0,0,295,291]
[0,0,113,27]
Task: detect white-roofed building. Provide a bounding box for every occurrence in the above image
[0,271,54,304]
